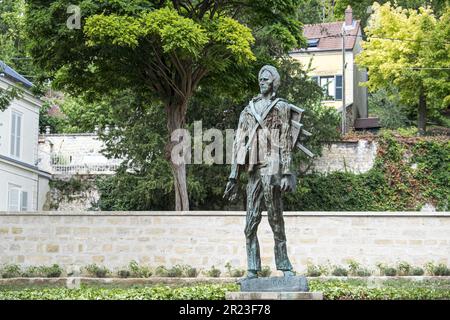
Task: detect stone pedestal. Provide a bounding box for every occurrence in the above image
[225,276,323,300]
[226,291,323,300]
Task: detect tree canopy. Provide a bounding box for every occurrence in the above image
[355,2,450,134]
[26,0,307,210]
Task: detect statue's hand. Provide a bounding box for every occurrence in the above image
[281,175,295,192]
[223,179,238,202]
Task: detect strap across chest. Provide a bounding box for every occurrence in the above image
[249,98,280,129]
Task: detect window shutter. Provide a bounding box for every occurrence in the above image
[16,114,21,157]
[335,75,343,101]
[21,191,28,212]
[8,188,20,211]
[10,113,16,156]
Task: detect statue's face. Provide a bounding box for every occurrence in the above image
[259,70,274,95]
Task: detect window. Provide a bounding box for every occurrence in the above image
[335,75,343,101]
[21,191,28,211]
[8,184,28,212]
[10,111,22,158]
[307,38,320,48]
[311,75,343,101]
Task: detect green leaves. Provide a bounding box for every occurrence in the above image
[141,7,209,56]
[207,16,255,64]
[355,3,449,121]
[84,7,255,62]
[285,133,449,211]
[0,86,23,111]
[85,14,142,47]
[0,284,239,300]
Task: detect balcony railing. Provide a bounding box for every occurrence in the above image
[49,153,121,175]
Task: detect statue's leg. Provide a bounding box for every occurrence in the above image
[262,177,293,271]
[245,170,264,273]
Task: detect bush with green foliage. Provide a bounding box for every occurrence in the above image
[127,261,152,278]
[425,262,450,276]
[3,279,450,300]
[331,266,348,277]
[184,266,199,278]
[154,265,198,278]
[83,265,111,278]
[205,266,221,278]
[22,265,63,278]
[0,284,238,300]
[257,266,272,278]
[285,131,449,211]
[117,270,131,278]
[0,264,21,278]
[224,262,245,278]
[411,267,425,276]
[310,278,450,300]
[306,264,328,277]
[368,89,412,129]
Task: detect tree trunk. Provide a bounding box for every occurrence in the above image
[418,89,427,136]
[165,102,189,211]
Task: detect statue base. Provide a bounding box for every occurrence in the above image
[239,276,309,292]
[225,291,323,300]
[225,276,323,300]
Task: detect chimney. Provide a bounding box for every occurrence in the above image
[345,5,353,26]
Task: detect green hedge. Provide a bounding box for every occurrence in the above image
[2,280,450,300]
[309,279,450,300]
[0,284,238,300]
[285,132,449,211]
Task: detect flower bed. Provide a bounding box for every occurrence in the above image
[1,278,450,300]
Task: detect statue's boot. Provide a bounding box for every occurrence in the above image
[237,270,258,283]
[283,270,296,277]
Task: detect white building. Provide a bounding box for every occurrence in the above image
[38,132,122,177]
[0,61,51,211]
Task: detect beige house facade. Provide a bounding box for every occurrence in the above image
[290,7,368,125]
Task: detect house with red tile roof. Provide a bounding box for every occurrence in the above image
[290,6,369,130]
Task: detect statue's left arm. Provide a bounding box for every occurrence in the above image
[279,101,293,176]
[279,101,296,192]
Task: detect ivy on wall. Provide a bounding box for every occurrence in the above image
[46,177,97,211]
[48,132,448,212]
[284,132,449,211]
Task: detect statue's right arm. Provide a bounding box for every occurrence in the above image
[228,111,247,181]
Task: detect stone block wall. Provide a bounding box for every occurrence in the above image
[311,140,377,174]
[0,212,448,273]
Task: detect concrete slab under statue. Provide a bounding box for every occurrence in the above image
[225,276,323,300]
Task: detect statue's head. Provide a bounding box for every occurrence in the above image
[258,65,280,96]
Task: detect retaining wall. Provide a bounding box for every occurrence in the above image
[1,211,448,273]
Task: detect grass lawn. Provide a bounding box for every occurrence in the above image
[1,279,450,300]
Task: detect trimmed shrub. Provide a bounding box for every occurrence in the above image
[118,270,131,278]
[84,264,110,278]
[257,266,271,278]
[306,265,323,277]
[225,262,245,278]
[411,267,424,276]
[0,264,22,278]
[205,266,221,278]
[128,261,152,278]
[332,266,348,277]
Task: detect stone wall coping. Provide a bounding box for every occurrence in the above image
[1,276,450,289]
[0,211,448,217]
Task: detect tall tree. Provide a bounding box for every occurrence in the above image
[26,0,305,210]
[355,2,450,135]
[334,0,449,27]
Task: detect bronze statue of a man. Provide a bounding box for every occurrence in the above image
[224,65,312,279]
